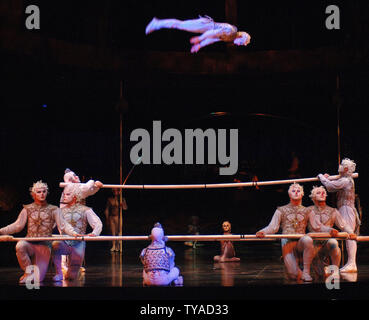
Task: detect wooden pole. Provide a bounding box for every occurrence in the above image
[119,80,123,253]
[61,173,358,190]
[1,232,356,242]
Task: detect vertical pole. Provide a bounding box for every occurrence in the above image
[336,74,341,166]
[336,74,344,266]
[225,0,238,51]
[119,80,123,253]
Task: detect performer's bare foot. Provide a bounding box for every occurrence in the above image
[191,44,201,53]
[19,273,32,284]
[145,17,159,35]
[173,276,183,286]
[301,272,313,282]
[340,263,357,273]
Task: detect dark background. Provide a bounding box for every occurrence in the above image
[1,0,369,243]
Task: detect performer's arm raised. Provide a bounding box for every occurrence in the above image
[318,174,350,192]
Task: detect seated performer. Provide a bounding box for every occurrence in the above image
[0,181,78,283]
[318,158,360,273]
[256,183,314,282]
[140,223,183,286]
[145,15,251,53]
[52,183,103,282]
[307,186,355,278]
[214,221,240,262]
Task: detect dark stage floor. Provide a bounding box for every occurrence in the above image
[1,240,369,302]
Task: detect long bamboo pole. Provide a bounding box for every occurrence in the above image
[60,173,358,190]
[0,232,357,242]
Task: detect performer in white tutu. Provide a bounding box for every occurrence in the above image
[307,186,356,278]
[214,221,240,262]
[145,15,251,53]
[318,158,360,273]
[256,183,314,282]
[0,181,78,283]
[52,183,103,282]
[140,223,183,286]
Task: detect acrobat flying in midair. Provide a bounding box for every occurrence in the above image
[145,16,251,53]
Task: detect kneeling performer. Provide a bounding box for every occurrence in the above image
[307,186,355,278]
[52,183,102,282]
[0,181,78,283]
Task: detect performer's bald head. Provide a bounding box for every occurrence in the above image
[64,168,80,183]
[150,223,167,243]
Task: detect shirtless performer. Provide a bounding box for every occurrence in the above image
[145,15,251,53]
[0,181,78,283]
[256,183,314,282]
[214,221,240,262]
[318,158,360,273]
[140,223,183,286]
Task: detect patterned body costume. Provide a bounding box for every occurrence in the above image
[52,203,102,281]
[140,224,182,286]
[0,202,76,282]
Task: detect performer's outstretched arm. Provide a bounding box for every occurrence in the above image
[0,209,27,235]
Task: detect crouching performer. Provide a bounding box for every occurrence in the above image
[52,183,102,282]
[0,181,78,283]
[256,183,314,282]
[140,223,183,286]
[307,186,356,278]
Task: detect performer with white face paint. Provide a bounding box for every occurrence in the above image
[0,181,78,283]
[60,168,103,272]
[318,158,360,273]
[140,223,183,286]
[52,183,103,282]
[307,186,355,278]
[145,16,251,53]
[256,183,314,282]
[214,221,240,262]
[60,168,103,208]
